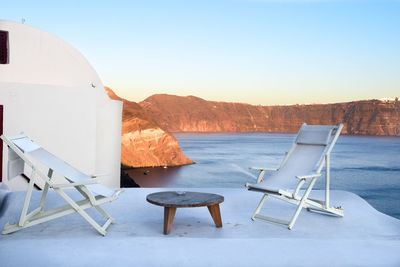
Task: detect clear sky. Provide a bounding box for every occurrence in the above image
[3,0,400,105]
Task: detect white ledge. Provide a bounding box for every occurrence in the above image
[0,188,399,266]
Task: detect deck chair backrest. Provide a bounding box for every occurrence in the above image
[295,125,334,146]
[278,144,328,178]
[8,135,114,197]
[12,136,41,153]
[279,124,336,176]
[4,135,44,181]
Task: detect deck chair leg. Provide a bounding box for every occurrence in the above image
[55,189,107,236]
[252,194,268,221]
[288,178,317,230]
[95,206,115,224]
[325,154,330,209]
[39,169,53,211]
[39,183,50,210]
[19,171,36,227]
[257,170,266,183]
[73,186,115,229]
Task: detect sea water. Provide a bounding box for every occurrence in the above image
[128,133,400,219]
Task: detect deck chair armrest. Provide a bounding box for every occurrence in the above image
[114,188,125,198]
[249,167,279,171]
[295,173,322,180]
[51,178,100,188]
[249,167,279,183]
[91,173,111,178]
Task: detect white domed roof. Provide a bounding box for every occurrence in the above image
[0,20,103,89]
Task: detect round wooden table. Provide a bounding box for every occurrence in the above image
[146,191,224,234]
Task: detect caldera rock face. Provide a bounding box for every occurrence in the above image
[105,87,193,168]
[139,94,400,136]
[105,88,399,167]
[120,128,193,167]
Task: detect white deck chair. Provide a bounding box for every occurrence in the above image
[246,123,344,230]
[1,134,123,236]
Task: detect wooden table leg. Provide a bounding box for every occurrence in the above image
[164,207,177,234]
[207,204,222,228]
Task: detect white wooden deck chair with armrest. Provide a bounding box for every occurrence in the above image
[246,123,344,230]
[1,134,123,236]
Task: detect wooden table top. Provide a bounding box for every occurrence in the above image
[146,191,224,208]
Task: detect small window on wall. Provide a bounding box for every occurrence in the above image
[0,30,9,64]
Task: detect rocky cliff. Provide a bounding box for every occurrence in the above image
[139,94,400,136]
[105,88,194,168]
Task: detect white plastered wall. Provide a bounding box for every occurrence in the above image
[0,20,122,190]
[95,86,123,188]
[0,83,97,190]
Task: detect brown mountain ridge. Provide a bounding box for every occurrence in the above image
[139,94,400,136]
[106,88,399,168]
[105,87,194,168]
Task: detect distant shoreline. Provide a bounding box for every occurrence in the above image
[171,132,400,138]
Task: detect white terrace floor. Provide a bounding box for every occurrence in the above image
[0,188,399,267]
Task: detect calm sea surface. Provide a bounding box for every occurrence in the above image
[128,133,400,219]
